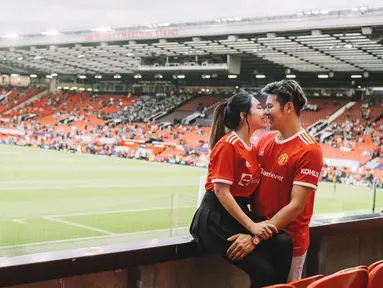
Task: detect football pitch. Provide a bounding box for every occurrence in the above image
[0,144,382,257]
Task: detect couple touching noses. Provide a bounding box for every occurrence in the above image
[190,80,323,288]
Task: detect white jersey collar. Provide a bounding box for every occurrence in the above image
[274,129,305,144]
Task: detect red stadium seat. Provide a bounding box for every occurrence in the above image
[307,268,368,288]
[263,285,294,288]
[289,275,324,288]
[368,260,383,272]
[335,266,368,274]
[368,263,383,288]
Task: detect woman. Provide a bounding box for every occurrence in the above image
[190,93,292,288]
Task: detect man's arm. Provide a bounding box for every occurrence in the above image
[226,185,312,260]
[269,146,323,229]
[268,185,312,229]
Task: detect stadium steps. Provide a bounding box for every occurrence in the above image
[372,112,382,124]
[327,101,356,123]
[306,101,357,140]
[301,99,349,128]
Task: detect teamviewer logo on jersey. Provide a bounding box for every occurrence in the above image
[238,173,252,186]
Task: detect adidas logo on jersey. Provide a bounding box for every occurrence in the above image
[246,161,251,168]
[259,150,264,156]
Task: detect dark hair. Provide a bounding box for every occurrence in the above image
[209,93,253,150]
[261,79,307,116]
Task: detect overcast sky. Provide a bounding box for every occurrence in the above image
[0,0,381,34]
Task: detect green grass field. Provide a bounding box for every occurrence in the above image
[0,144,382,257]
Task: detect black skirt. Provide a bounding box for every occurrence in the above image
[189,190,293,287]
[190,190,262,254]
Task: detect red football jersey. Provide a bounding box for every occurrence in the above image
[205,132,261,198]
[252,129,323,256]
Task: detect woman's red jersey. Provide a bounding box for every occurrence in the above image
[205,132,261,198]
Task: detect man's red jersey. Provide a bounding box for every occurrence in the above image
[252,129,323,256]
[205,132,261,198]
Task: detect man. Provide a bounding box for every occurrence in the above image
[227,80,323,282]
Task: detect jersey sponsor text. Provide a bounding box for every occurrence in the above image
[300,168,319,178]
[260,168,284,181]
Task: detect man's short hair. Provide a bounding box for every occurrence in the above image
[261,80,307,116]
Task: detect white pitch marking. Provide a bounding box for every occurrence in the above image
[12,219,26,224]
[43,216,115,235]
[0,227,189,250]
[0,182,198,191]
[44,205,196,218]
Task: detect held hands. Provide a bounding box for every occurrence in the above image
[249,221,278,240]
[226,221,278,261]
[227,234,255,261]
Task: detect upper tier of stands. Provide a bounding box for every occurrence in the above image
[159,95,223,123]
[334,100,382,124]
[315,99,382,164]
[5,92,197,126]
[117,94,192,122]
[301,99,348,127]
[0,88,43,114]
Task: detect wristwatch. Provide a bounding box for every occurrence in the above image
[249,233,260,245]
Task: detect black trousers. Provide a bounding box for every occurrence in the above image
[190,191,293,288]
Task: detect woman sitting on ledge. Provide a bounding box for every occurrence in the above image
[190,93,292,288]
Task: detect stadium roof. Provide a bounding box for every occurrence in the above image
[1,28,382,74]
[1,0,381,34]
[0,7,382,87]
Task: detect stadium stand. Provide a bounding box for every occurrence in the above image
[301,99,348,128]
[263,264,383,288]
[310,100,382,168]
[289,275,325,288]
[368,263,383,288]
[0,88,43,113]
[116,93,194,122]
[368,260,383,272]
[1,90,382,185]
[0,2,382,287]
[335,266,369,273]
[264,285,294,287]
[159,95,224,123]
[306,268,368,288]
[333,100,383,124]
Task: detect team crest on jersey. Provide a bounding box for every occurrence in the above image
[277,153,289,166]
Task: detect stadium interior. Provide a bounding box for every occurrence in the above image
[0,2,382,288]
